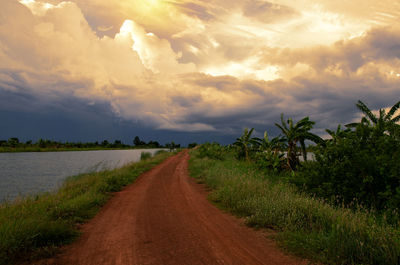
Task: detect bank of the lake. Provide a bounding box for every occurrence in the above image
[0,150,174,265]
[189,147,400,265]
[0,149,167,202]
[0,146,158,153]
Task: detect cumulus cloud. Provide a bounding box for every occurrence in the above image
[242,0,299,23]
[0,0,198,131]
[0,0,399,137]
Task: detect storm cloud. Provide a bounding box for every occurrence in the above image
[0,0,399,143]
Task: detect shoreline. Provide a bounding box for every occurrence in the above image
[0,150,175,265]
[0,147,165,153]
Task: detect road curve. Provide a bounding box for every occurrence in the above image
[39,151,307,265]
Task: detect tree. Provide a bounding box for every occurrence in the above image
[346,100,400,136]
[325,125,351,144]
[113,140,123,148]
[188,142,198,148]
[101,140,109,147]
[133,136,141,147]
[8,137,19,147]
[165,141,178,151]
[148,141,160,148]
[233,128,259,161]
[275,114,323,170]
[255,131,285,153]
[254,131,286,171]
[37,138,46,148]
[133,136,146,146]
[297,100,400,210]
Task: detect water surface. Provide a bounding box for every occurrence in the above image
[0,149,164,202]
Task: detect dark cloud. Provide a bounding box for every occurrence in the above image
[172,2,215,21]
[0,86,232,145]
[174,71,400,138]
[261,27,400,72]
[171,95,201,108]
[243,0,299,23]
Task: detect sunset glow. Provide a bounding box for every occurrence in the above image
[1,0,400,143]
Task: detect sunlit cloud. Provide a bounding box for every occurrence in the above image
[0,0,399,136]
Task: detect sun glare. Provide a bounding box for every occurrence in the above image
[146,0,159,5]
[123,0,167,17]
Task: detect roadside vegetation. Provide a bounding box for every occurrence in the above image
[0,150,173,265]
[189,100,400,265]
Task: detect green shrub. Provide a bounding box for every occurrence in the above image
[197,142,226,160]
[140,151,152,160]
[188,142,198,148]
[254,150,285,172]
[295,126,400,212]
[155,150,167,155]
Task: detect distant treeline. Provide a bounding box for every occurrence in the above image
[0,136,196,151]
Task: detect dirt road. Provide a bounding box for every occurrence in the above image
[41,151,306,265]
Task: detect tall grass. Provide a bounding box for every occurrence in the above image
[0,151,173,265]
[140,151,152,160]
[189,150,400,265]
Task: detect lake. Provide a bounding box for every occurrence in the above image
[0,149,164,202]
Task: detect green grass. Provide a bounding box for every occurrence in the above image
[0,151,174,265]
[189,150,400,265]
[140,151,153,160]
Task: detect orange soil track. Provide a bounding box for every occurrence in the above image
[38,151,307,265]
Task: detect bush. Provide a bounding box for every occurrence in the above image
[188,143,198,148]
[140,152,152,161]
[155,150,167,155]
[197,143,226,160]
[295,126,400,212]
[254,150,285,172]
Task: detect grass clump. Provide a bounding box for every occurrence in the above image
[140,151,152,161]
[189,149,400,265]
[0,151,173,265]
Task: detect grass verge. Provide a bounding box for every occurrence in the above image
[0,150,174,265]
[189,150,400,265]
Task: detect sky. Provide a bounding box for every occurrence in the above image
[0,0,400,145]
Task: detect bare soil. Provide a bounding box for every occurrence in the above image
[37,151,308,265]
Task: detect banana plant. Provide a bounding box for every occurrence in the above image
[233,128,259,161]
[254,131,286,171]
[346,100,400,136]
[325,124,351,144]
[275,114,323,170]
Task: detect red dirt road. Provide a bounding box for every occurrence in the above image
[41,151,307,265]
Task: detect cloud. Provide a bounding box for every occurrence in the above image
[0,0,399,140]
[172,2,216,21]
[242,0,299,24]
[97,25,114,32]
[0,0,197,130]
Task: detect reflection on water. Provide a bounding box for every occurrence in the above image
[0,149,164,202]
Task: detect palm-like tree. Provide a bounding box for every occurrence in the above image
[346,100,400,136]
[255,131,285,153]
[254,131,286,171]
[275,114,323,170]
[234,128,259,161]
[325,124,351,144]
